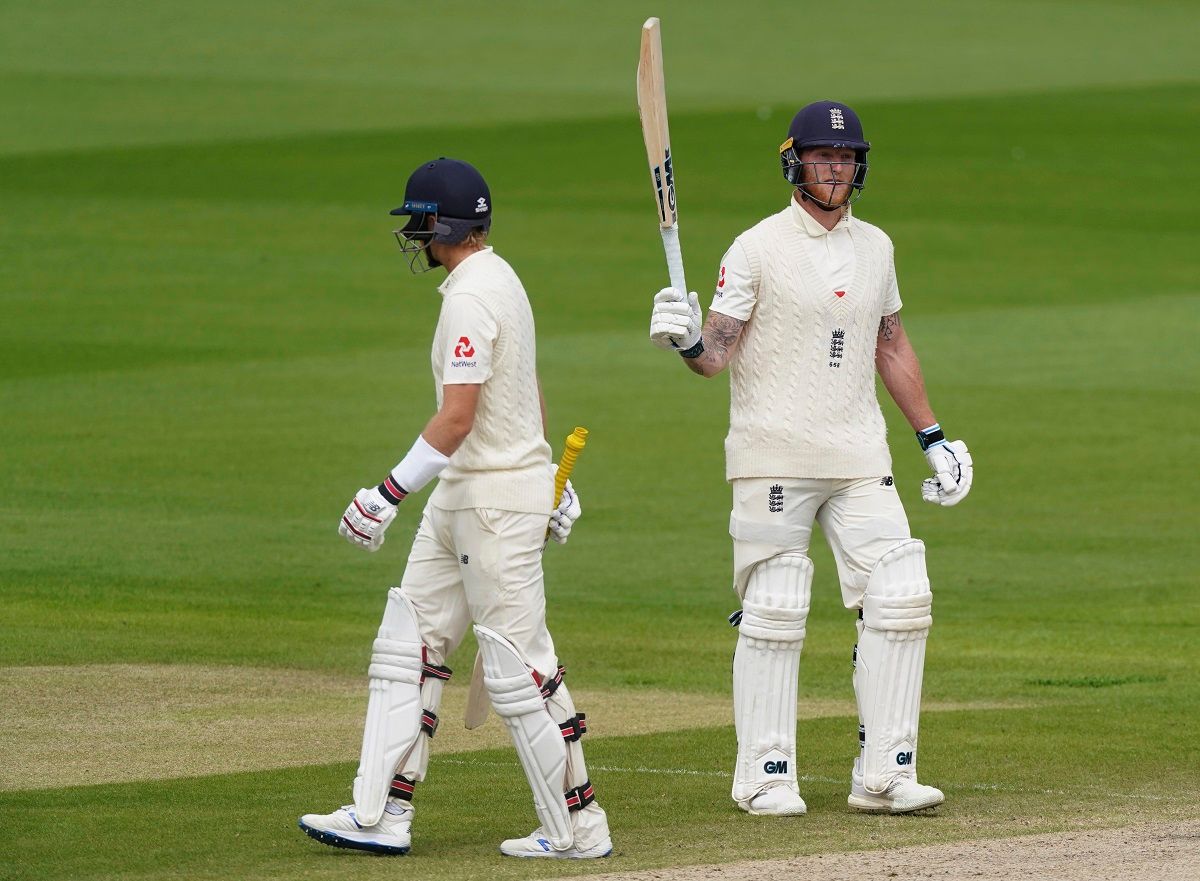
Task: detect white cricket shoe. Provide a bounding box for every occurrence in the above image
[739,784,807,816]
[849,763,944,814]
[298,799,412,855]
[499,828,613,859]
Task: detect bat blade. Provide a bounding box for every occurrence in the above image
[637,17,687,296]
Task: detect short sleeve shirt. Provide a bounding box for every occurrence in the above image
[437,293,498,385]
[709,239,757,321]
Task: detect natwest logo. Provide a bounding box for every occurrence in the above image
[454,336,474,358]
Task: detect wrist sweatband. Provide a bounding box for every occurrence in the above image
[916,423,946,451]
[678,337,705,359]
[378,435,451,503]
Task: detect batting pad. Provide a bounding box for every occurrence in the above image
[855,540,933,793]
[732,553,812,805]
[475,624,572,850]
[352,588,425,827]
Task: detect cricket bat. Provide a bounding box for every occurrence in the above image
[637,16,687,298]
[463,427,591,730]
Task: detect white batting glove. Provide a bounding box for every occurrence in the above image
[547,468,582,545]
[338,486,399,552]
[918,428,973,506]
[650,287,702,351]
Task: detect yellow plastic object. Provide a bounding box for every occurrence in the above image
[553,427,589,508]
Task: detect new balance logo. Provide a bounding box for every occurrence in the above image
[879,476,894,486]
[896,750,914,766]
[460,554,469,565]
[830,108,845,130]
[768,484,784,513]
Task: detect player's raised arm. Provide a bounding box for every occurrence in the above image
[650,239,754,377]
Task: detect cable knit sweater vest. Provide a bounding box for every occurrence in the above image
[430,250,553,515]
[725,208,895,480]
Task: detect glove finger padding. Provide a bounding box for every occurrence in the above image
[340,487,398,550]
[653,287,686,304]
[921,440,973,506]
[548,478,581,544]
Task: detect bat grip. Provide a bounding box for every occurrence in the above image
[553,450,578,507]
[660,224,687,296]
[552,428,588,508]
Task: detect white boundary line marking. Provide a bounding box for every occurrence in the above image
[431,758,1168,801]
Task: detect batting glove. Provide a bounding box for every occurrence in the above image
[650,287,702,351]
[547,471,581,545]
[338,486,399,552]
[917,425,973,507]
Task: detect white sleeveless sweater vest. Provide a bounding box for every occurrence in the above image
[725,208,895,480]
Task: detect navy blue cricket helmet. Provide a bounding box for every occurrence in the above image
[779,101,871,201]
[391,158,492,270]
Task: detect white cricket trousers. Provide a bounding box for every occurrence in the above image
[730,476,912,608]
[399,501,558,675]
[395,501,609,848]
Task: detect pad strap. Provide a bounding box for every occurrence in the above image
[564,780,595,812]
[389,774,415,801]
[421,661,452,683]
[558,713,587,742]
[421,709,439,738]
[537,665,566,700]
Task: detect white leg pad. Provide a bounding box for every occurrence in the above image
[854,539,933,794]
[352,588,425,827]
[475,624,572,850]
[732,553,813,805]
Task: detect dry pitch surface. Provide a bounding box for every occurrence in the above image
[561,820,1200,881]
[6,664,1196,880]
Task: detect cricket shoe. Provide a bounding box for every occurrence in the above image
[298,799,412,855]
[499,828,613,859]
[849,763,944,814]
[740,784,807,816]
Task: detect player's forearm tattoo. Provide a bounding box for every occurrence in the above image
[879,312,902,342]
[684,313,746,376]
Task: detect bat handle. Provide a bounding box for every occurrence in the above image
[553,427,589,508]
[660,224,687,296]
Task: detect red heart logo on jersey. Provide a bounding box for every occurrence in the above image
[454,336,474,358]
[835,290,845,298]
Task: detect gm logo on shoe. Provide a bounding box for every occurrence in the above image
[896,750,914,766]
[763,760,788,775]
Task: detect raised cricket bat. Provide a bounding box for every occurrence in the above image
[637,16,687,298]
[463,427,591,730]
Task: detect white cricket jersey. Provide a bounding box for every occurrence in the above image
[712,198,904,480]
[428,247,553,515]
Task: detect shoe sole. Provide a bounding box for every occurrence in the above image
[298,819,410,855]
[742,804,807,817]
[499,839,613,859]
[847,793,944,814]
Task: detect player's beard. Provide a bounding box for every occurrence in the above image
[800,164,853,211]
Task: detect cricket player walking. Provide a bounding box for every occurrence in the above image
[299,158,612,858]
[649,102,973,816]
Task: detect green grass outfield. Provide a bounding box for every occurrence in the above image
[2,2,1198,879]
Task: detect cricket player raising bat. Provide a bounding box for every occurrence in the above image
[300,158,611,859]
[649,102,973,815]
